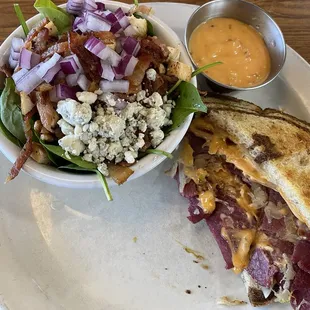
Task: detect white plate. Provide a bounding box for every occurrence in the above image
[0,3,308,309]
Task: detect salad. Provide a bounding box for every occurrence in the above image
[0,0,219,200]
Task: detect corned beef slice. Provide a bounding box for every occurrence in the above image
[175,130,310,309]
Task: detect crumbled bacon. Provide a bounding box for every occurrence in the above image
[35,91,59,133]
[108,164,134,185]
[33,28,49,54]
[126,55,152,91]
[68,31,101,82]
[41,41,70,59]
[138,36,169,65]
[25,18,49,44]
[93,31,116,46]
[6,137,33,183]
[143,73,177,95]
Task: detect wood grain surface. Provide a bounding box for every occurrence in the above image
[0,0,309,62]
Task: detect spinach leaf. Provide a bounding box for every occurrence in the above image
[145,149,173,159]
[170,81,207,130]
[59,163,96,172]
[32,121,113,200]
[0,86,21,146]
[33,126,67,166]
[0,118,22,147]
[14,4,29,36]
[34,0,73,34]
[133,13,154,36]
[0,78,26,145]
[41,143,97,170]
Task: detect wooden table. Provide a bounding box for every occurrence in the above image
[0,0,309,63]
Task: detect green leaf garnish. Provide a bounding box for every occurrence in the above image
[33,126,113,201]
[170,81,207,130]
[133,0,139,7]
[167,61,222,95]
[96,171,113,201]
[59,163,96,172]
[0,78,26,145]
[14,4,29,36]
[167,80,181,96]
[34,0,73,34]
[146,149,173,159]
[191,61,223,78]
[41,143,97,170]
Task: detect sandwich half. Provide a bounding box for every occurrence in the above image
[173,94,310,309]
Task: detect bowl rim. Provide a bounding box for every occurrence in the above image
[184,0,287,91]
[0,0,196,188]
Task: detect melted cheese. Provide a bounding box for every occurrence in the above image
[179,137,194,167]
[209,134,269,185]
[254,232,273,252]
[190,117,270,186]
[221,227,256,274]
[179,138,209,185]
[237,185,257,221]
[199,190,216,214]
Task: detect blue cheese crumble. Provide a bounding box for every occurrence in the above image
[56,91,175,176]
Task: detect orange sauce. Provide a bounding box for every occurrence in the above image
[189,17,271,87]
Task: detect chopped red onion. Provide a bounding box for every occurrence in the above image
[77,74,91,91]
[112,66,124,80]
[100,80,129,93]
[95,1,105,11]
[124,25,138,37]
[11,50,20,61]
[11,37,24,53]
[53,70,66,83]
[103,10,117,24]
[12,68,28,84]
[120,50,128,58]
[15,64,43,94]
[60,54,82,74]
[114,8,129,29]
[100,61,115,81]
[66,72,81,87]
[119,16,130,29]
[110,21,122,34]
[37,53,62,83]
[122,37,141,56]
[84,0,98,11]
[85,37,121,66]
[67,0,84,15]
[50,84,77,102]
[114,8,125,20]
[19,48,41,70]
[114,54,138,77]
[9,56,18,70]
[44,63,62,83]
[73,17,84,31]
[85,12,111,32]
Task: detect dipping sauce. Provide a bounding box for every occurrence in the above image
[189,17,271,88]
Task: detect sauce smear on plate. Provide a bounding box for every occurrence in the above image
[189,17,271,88]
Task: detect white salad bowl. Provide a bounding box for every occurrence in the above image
[0,0,196,188]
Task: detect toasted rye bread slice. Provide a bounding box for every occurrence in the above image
[263,108,310,132]
[202,93,262,114]
[203,97,310,227]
